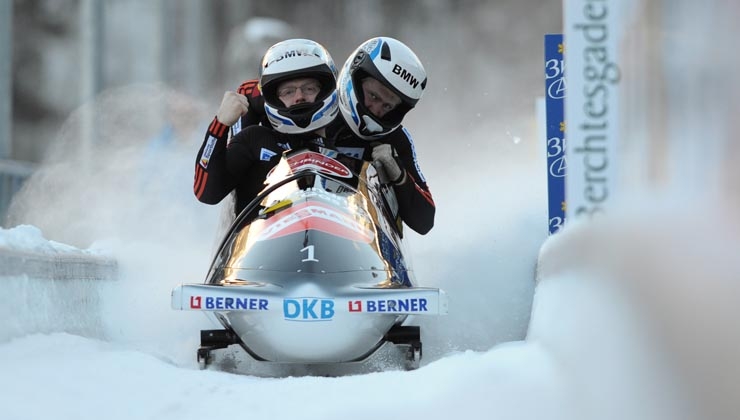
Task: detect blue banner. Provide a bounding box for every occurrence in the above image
[544,34,566,234]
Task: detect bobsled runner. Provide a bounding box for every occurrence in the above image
[172,146,447,371]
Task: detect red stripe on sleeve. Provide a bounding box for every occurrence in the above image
[195,168,208,198]
[194,166,203,192]
[207,117,228,138]
[416,184,435,207]
[237,80,258,96]
[406,173,435,207]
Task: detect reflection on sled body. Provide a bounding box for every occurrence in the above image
[172,147,447,369]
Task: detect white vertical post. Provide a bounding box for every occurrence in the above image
[0,0,11,159]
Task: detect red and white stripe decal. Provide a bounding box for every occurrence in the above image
[256,201,373,243]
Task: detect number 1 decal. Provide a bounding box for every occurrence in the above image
[301,245,319,262]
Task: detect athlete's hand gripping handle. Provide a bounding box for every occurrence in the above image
[371,143,406,185]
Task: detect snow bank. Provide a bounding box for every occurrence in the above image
[0,225,117,343]
[0,224,116,279]
[531,197,740,420]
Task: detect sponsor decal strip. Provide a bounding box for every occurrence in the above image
[287,151,352,178]
[172,285,447,315]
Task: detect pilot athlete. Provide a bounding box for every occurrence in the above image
[224,39,338,218]
[193,37,435,235]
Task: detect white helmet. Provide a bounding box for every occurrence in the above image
[259,39,339,134]
[337,37,427,140]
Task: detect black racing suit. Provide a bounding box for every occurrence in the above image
[219,118,435,235]
[224,126,328,215]
[325,118,435,235]
[193,79,436,235]
[193,79,267,204]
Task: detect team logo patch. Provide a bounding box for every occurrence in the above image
[287,151,351,178]
[256,201,373,243]
[232,119,242,135]
[200,136,218,168]
[260,148,278,161]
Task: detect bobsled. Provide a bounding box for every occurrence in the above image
[172,146,447,371]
